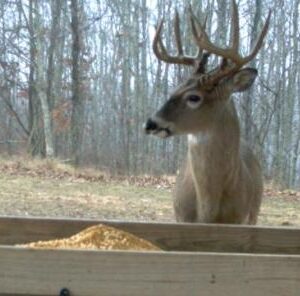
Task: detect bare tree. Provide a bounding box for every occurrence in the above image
[0,0,299,188]
[70,0,86,166]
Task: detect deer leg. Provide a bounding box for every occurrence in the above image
[173,166,198,223]
[248,206,260,225]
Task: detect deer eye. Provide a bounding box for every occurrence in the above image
[188,95,201,102]
[186,95,203,109]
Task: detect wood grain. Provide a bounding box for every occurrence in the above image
[0,216,300,254]
[0,246,300,296]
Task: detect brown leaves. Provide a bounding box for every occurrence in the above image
[116,175,175,189]
[264,184,300,201]
[52,101,72,133]
[0,158,175,189]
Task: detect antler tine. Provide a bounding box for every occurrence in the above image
[230,0,239,52]
[190,0,271,86]
[188,11,210,73]
[207,10,271,86]
[190,0,271,66]
[196,52,210,74]
[190,11,243,64]
[153,15,196,66]
[153,2,270,77]
[152,19,167,61]
[188,7,207,60]
[242,9,272,64]
[174,10,183,55]
[190,10,210,51]
[197,15,208,59]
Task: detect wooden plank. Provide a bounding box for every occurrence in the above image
[0,246,300,296]
[0,216,300,254]
[0,294,54,296]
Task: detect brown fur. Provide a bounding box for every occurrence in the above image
[146,69,263,224]
[173,100,263,224]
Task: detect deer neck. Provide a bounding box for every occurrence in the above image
[187,100,241,194]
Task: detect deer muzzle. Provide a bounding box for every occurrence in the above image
[144,117,172,138]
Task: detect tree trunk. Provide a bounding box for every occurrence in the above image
[27,0,45,157]
[70,0,85,166]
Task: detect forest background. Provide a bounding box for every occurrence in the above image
[0,0,299,189]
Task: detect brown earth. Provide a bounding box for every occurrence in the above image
[0,157,299,226]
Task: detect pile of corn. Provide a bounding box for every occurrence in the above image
[20,224,161,251]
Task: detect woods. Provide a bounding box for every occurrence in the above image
[0,0,299,189]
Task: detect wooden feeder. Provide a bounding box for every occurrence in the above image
[0,216,300,295]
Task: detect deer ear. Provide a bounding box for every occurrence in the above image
[232,68,257,92]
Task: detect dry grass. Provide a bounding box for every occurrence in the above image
[0,156,299,226]
[0,156,173,221]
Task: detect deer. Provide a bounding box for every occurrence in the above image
[145,0,271,224]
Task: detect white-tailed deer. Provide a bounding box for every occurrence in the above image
[145,0,271,224]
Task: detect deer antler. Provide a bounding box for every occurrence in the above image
[190,0,271,85]
[153,0,271,86]
[153,9,208,67]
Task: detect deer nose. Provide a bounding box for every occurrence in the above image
[144,118,158,133]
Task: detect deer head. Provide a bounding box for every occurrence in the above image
[145,0,271,138]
